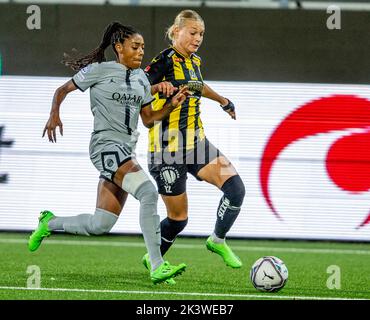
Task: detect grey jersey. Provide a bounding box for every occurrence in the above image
[73,61,154,142]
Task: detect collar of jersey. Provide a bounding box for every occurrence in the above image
[171,46,194,60]
[111,61,133,73]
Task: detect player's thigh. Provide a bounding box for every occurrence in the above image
[90,138,143,187]
[148,161,188,196]
[161,192,188,220]
[96,178,128,216]
[113,158,144,186]
[197,155,238,189]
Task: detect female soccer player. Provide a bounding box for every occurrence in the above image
[28,21,189,284]
[143,10,246,274]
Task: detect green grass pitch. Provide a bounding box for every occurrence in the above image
[0,232,369,300]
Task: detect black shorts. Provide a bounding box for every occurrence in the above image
[148,138,223,196]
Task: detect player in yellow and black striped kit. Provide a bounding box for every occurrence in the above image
[143,10,246,278]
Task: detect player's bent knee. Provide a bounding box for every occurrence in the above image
[222,175,245,207]
[168,211,188,221]
[89,208,118,235]
[121,170,151,197]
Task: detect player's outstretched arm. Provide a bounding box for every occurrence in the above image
[140,86,190,128]
[202,83,236,120]
[42,80,77,143]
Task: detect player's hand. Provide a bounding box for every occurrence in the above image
[42,112,63,143]
[153,81,178,97]
[170,86,191,108]
[221,98,236,120]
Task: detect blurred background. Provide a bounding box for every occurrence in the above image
[1,0,370,83]
[1,0,369,241]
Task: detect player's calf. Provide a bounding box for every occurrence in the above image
[214,175,245,238]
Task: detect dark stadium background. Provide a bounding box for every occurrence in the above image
[0,3,369,84]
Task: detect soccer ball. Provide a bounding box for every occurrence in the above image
[250,256,288,292]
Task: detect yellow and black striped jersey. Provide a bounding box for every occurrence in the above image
[145,47,205,153]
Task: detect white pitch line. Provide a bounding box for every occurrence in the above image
[0,286,366,300]
[1,238,369,255]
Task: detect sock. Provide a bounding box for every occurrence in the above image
[48,208,118,235]
[135,180,164,271]
[214,175,245,239]
[210,232,225,244]
[160,217,188,256]
[48,217,64,230]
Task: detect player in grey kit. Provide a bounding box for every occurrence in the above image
[28,22,189,284]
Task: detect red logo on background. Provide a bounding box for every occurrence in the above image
[260,95,370,228]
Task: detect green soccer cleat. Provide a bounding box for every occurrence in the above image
[150,260,186,285]
[28,210,55,252]
[142,253,177,285]
[142,253,151,270]
[206,236,242,268]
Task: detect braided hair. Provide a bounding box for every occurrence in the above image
[62,21,139,71]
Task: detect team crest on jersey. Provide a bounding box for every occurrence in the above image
[189,69,197,79]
